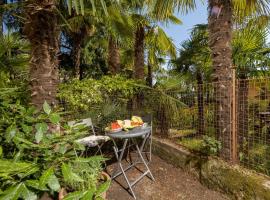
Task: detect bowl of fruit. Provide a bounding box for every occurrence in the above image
[109,122,122,133]
[106,116,144,133]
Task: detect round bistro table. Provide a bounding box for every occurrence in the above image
[107,126,155,199]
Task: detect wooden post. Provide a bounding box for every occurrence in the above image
[231,67,238,163]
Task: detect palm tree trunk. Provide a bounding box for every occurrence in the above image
[0,0,4,36]
[197,71,204,135]
[146,60,153,87]
[134,25,145,79]
[24,0,59,110]
[108,36,120,75]
[132,25,145,110]
[208,0,233,160]
[73,34,82,79]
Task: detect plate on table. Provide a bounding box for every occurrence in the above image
[109,128,122,133]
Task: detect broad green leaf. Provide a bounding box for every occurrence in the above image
[0,183,23,200]
[13,151,21,162]
[35,123,48,143]
[48,175,60,192]
[35,123,48,133]
[59,144,67,154]
[6,125,16,141]
[95,180,110,196]
[63,191,83,200]
[19,165,39,179]
[20,184,37,200]
[35,129,43,143]
[39,168,54,188]
[49,113,61,124]
[13,137,38,147]
[81,189,94,200]
[0,146,2,157]
[25,180,48,191]
[61,163,84,183]
[43,101,51,115]
[21,124,33,134]
[0,160,38,178]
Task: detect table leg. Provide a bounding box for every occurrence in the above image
[135,142,155,181]
[110,133,154,200]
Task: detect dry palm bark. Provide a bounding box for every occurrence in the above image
[147,63,153,87]
[108,36,120,75]
[0,0,4,36]
[72,31,85,80]
[24,0,59,110]
[208,0,233,160]
[134,25,145,79]
[132,25,145,110]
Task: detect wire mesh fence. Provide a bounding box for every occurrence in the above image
[59,76,270,175]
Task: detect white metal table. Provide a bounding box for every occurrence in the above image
[107,126,155,199]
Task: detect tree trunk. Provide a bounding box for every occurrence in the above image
[134,25,145,80]
[197,71,204,135]
[108,36,120,75]
[24,0,59,110]
[208,0,233,160]
[146,62,153,87]
[73,34,82,79]
[132,25,145,110]
[0,0,4,36]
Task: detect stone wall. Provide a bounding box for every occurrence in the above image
[152,137,270,200]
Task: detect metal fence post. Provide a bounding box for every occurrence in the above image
[231,67,238,163]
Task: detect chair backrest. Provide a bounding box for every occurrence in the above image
[68,118,96,135]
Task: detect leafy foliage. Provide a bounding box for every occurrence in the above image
[59,75,141,110]
[0,89,109,199]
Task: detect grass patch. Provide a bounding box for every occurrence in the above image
[178,138,203,151]
[169,129,196,138]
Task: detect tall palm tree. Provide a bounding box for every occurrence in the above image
[208,0,233,160]
[208,0,270,160]
[106,5,133,75]
[108,35,120,74]
[24,0,60,109]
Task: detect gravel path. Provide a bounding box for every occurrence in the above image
[107,155,229,200]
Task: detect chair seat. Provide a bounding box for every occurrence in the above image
[76,135,110,147]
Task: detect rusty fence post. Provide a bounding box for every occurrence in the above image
[231,67,238,163]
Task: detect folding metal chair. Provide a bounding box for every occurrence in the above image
[68,118,110,155]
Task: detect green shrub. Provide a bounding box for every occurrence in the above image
[0,90,110,200]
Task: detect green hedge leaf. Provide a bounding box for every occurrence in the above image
[63,191,83,200]
[49,113,61,124]
[48,174,60,192]
[0,183,23,200]
[39,168,54,188]
[95,180,110,196]
[20,184,37,200]
[43,101,51,115]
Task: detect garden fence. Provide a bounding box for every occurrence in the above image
[60,75,270,175]
[156,76,270,175]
